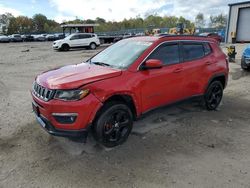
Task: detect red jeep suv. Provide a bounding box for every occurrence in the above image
[31,35,228,147]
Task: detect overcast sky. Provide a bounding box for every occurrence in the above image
[0,0,244,22]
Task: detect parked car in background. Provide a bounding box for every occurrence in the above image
[9,34,23,42]
[0,34,10,43]
[199,32,223,43]
[241,45,250,71]
[21,35,34,42]
[54,33,65,40]
[53,33,100,51]
[33,34,46,41]
[46,34,56,41]
[32,35,228,147]
[114,33,134,43]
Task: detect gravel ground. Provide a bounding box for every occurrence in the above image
[0,42,250,188]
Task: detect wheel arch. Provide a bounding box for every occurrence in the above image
[92,94,138,123]
[61,43,70,48]
[206,73,227,92]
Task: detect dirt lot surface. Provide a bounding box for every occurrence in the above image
[1,42,250,188]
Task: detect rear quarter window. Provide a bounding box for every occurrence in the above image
[182,43,204,61]
[203,42,212,55]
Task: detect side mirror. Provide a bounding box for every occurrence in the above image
[142,59,163,70]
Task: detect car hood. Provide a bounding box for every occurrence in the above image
[54,39,63,43]
[36,63,122,89]
[0,36,9,39]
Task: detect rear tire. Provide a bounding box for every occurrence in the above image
[204,81,223,110]
[61,43,70,51]
[93,101,133,148]
[89,42,97,50]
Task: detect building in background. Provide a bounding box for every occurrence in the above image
[60,24,99,34]
[226,1,250,43]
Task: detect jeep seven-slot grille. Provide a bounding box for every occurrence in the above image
[33,82,54,101]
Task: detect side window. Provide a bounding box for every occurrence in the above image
[147,43,180,65]
[70,35,79,40]
[79,34,86,39]
[81,34,91,39]
[203,42,212,55]
[182,43,204,61]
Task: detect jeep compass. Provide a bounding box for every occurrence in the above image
[31,35,229,147]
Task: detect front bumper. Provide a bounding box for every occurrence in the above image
[35,113,89,139]
[53,45,59,49]
[31,91,102,137]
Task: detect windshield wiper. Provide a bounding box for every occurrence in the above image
[91,61,111,67]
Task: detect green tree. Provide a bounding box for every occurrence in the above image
[95,17,106,24]
[15,16,33,33]
[195,13,205,28]
[33,14,47,33]
[178,16,195,28]
[7,17,18,34]
[209,14,227,28]
[162,16,178,28]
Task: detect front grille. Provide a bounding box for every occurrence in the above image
[33,82,54,101]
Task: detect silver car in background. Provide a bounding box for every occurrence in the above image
[0,34,10,43]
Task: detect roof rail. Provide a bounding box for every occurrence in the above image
[159,34,209,39]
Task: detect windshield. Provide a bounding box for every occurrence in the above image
[90,39,152,69]
[64,33,75,40]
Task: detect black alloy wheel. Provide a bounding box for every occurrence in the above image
[94,102,133,147]
[61,44,70,51]
[205,81,223,110]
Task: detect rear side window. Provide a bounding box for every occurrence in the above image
[203,42,212,55]
[148,43,180,65]
[79,34,87,39]
[182,43,204,61]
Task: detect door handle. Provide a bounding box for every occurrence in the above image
[173,68,183,73]
[205,61,212,65]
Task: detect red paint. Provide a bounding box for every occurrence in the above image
[32,36,228,131]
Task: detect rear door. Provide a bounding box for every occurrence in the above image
[180,41,214,97]
[79,34,91,47]
[139,42,185,112]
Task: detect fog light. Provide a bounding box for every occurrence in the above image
[52,113,78,124]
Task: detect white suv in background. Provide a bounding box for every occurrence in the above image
[53,33,100,51]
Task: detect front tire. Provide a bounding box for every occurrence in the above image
[204,81,223,110]
[93,102,133,147]
[241,59,250,71]
[61,43,70,51]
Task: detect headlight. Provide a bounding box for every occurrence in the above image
[54,89,89,101]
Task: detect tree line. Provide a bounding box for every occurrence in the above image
[0,13,61,34]
[0,13,227,35]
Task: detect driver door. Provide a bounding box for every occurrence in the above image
[139,42,185,112]
[69,34,80,47]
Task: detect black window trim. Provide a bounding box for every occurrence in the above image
[203,42,213,56]
[137,40,215,71]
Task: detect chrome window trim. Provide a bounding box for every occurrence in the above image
[137,39,215,71]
